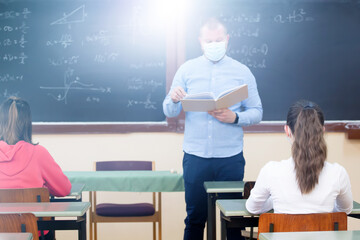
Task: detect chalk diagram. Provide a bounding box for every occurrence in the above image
[40,68,111,104]
[50,5,87,28]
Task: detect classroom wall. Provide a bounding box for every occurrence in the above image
[33,131,360,240]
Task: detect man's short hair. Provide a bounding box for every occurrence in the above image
[200,18,228,36]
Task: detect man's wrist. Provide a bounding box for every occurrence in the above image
[233,112,239,124]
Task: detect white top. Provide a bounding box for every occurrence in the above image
[246,158,353,214]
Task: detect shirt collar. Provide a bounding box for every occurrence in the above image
[202,55,229,66]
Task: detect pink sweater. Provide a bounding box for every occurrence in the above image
[0,140,71,197]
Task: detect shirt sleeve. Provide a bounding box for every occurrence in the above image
[163,64,187,118]
[37,146,72,197]
[236,66,263,126]
[246,162,273,214]
[334,166,353,214]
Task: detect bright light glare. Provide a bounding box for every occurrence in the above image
[152,0,187,23]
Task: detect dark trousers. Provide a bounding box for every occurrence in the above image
[183,152,245,240]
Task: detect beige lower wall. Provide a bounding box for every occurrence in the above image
[33,131,360,240]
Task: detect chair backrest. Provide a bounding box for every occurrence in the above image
[0,213,39,240]
[243,181,255,199]
[0,188,50,203]
[95,161,154,171]
[258,212,347,240]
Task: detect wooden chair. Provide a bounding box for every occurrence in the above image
[0,213,39,240]
[241,181,257,240]
[89,161,162,240]
[257,212,347,240]
[0,188,50,203]
[0,188,52,239]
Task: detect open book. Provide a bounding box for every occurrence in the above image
[180,84,248,112]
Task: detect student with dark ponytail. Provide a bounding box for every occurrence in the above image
[246,100,353,214]
[0,97,71,196]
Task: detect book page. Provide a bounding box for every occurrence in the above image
[216,85,245,100]
[183,92,215,100]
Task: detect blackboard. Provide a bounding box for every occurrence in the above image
[186,0,360,121]
[0,0,167,122]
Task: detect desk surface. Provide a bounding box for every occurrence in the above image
[204,181,244,193]
[69,183,85,198]
[65,171,185,192]
[0,233,32,240]
[259,231,360,240]
[216,199,360,217]
[0,202,90,217]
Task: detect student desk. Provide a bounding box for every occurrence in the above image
[0,233,32,240]
[259,230,360,240]
[0,202,90,240]
[216,199,360,240]
[203,181,244,240]
[64,171,185,192]
[50,183,85,202]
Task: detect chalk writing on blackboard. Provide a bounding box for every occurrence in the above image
[86,97,100,103]
[221,13,261,23]
[274,9,314,24]
[93,53,119,63]
[46,34,73,48]
[2,53,28,64]
[0,89,19,99]
[85,30,111,46]
[129,61,165,69]
[39,68,111,104]
[229,27,260,38]
[0,8,31,19]
[50,5,86,27]
[229,44,269,57]
[49,56,80,66]
[1,35,27,48]
[0,22,29,34]
[239,58,266,69]
[0,74,24,83]
[127,77,163,91]
[127,94,157,110]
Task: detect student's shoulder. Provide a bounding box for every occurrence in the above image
[324,161,348,175]
[32,144,52,157]
[260,158,293,174]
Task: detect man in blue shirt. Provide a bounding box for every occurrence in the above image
[163,18,263,240]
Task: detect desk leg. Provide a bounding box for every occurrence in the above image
[207,193,216,240]
[220,213,226,240]
[79,215,87,240]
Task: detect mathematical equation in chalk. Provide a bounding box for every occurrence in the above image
[0,8,31,19]
[127,94,157,110]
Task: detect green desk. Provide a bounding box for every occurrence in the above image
[259,230,360,240]
[0,233,32,240]
[216,199,360,240]
[65,171,184,192]
[0,202,90,240]
[204,181,244,240]
[0,202,89,217]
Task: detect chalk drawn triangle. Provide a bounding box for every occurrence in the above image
[50,5,85,25]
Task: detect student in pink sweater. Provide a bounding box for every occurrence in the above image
[0,96,71,195]
[0,97,72,239]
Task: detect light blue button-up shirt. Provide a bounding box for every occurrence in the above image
[163,55,263,158]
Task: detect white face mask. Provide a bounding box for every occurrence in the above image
[203,41,226,62]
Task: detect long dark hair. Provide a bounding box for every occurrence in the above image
[286,100,327,194]
[0,97,34,145]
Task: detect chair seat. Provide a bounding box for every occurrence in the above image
[96,203,155,217]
